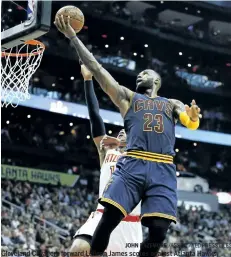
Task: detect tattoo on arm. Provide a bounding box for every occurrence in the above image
[170,99,185,119]
[71,36,100,74]
[71,37,129,106]
[113,85,130,106]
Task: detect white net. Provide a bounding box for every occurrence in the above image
[1,40,45,108]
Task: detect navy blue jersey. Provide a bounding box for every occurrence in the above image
[124,93,175,156]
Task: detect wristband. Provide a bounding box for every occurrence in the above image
[179,112,199,130]
[69,35,77,40]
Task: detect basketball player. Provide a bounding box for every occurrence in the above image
[54,17,201,257]
[69,64,142,257]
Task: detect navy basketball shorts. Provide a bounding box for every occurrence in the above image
[99,151,177,224]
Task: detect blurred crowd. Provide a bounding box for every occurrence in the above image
[163,204,231,257]
[79,1,231,47]
[201,107,231,133]
[2,1,231,47]
[1,179,97,256]
[1,113,97,165]
[2,179,231,257]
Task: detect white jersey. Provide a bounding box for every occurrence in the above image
[97,149,141,215]
[75,149,143,254]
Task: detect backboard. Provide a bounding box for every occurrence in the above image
[1,0,52,51]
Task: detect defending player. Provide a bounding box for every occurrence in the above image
[54,17,201,257]
[69,65,142,257]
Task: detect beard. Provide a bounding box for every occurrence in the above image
[136,78,154,93]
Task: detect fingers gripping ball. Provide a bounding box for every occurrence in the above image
[56,6,84,33]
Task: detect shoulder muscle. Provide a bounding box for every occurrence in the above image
[169,99,185,118]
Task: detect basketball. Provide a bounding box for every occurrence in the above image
[56,6,84,33]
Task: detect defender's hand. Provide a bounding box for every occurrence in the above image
[100,135,120,149]
[81,65,93,80]
[185,100,201,122]
[54,16,76,39]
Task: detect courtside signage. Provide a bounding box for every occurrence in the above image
[1,165,79,187]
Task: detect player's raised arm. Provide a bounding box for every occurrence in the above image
[170,99,201,130]
[81,65,106,165]
[54,16,133,116]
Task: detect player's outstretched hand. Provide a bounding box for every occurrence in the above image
[185,100,201,121]
[81,65,93,80]
[100,135,120,150]
[54,15,76,39]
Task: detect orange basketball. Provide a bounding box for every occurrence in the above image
[56,6,84,33]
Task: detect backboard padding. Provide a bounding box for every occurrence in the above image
[1,1,51,51]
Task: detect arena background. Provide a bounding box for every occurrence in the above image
[1,1,231,257]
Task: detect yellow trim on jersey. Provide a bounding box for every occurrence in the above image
[130,150,173,161]
[126,150,173,164]
[99,197,127,217]
[126,154,173,164]
[141,212,177,223]
[129,150,173,160]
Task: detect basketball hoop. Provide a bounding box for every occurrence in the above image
[1,39,45,108]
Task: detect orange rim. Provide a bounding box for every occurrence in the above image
[1,39,45,57]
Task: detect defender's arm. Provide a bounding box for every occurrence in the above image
[82,65,106,166]
[85,80,105,146]
[84,79,106,166]
[170,99,200,130]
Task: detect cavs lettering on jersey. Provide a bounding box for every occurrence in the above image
[124,94,175,160]
[98,149,141,215]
